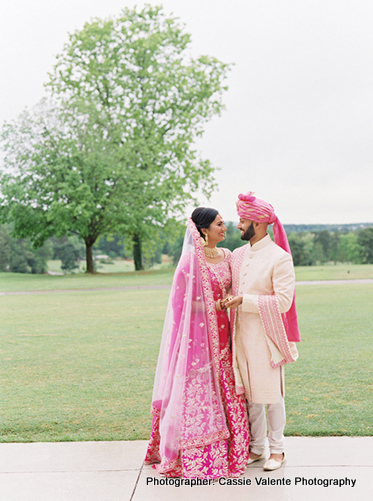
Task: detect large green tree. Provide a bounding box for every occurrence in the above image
[0,5,229,272]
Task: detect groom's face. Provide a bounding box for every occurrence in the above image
[237,218,255,241]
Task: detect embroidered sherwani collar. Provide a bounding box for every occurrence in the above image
[249,233,272,252]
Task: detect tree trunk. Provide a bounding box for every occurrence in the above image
[85,240,95,273]
[133,233,143,271]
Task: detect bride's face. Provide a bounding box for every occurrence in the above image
[203,214,227,245]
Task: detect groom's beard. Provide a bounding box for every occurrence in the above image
[241,222,255,241]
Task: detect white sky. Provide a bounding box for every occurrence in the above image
[1,0,372,224]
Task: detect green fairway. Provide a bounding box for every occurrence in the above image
[0,268,174,292]
[285,283,372,436]
[0,289,168,442]
[294,263,373,281]
[0,272,372,442]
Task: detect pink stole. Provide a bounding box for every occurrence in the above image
[258,295,298,368]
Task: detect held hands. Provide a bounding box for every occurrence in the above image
[216,295,243,311]
[224,295,243,309]
[216,297,231,311]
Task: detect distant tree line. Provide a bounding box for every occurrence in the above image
[0,224,180,274]
[0,224,52,274]
[278,223,372,265]
[0,225,127,274]
[286,227,373,266]
[1,223,372,274]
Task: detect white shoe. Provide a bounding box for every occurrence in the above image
[247,453,265,465]
[263,453,286,471]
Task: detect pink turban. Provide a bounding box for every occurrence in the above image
[237,191,300,342]
[237,191,291,254]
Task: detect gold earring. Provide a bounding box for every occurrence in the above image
[202,233,208,246]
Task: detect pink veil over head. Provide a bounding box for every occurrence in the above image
[150,219,229,473]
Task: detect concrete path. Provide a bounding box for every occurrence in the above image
[0,437,371,501]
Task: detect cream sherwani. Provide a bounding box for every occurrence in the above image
[230,234,297,455]
[231,235,297,455]
[231,234,295,404]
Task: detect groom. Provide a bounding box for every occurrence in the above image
[226,191,300,471]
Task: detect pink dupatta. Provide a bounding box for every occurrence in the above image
[148,219,229,474]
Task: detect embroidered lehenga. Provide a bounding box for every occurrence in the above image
[145,219,250,478]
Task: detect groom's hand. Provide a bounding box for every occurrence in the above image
[225,296,243,309]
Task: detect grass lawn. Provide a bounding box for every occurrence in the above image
[285,283,372,436]
[47,259,135,274]
[0,276,372,442]
[0,289,168,442]
[0,268,175,292]
[294,263,373,281]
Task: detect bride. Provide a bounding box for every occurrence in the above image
[145,207,250,478]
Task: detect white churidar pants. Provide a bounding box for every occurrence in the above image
[247,397,286,455]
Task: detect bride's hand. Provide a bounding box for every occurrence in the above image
[224,296,243,309]
[220,295,233,309]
